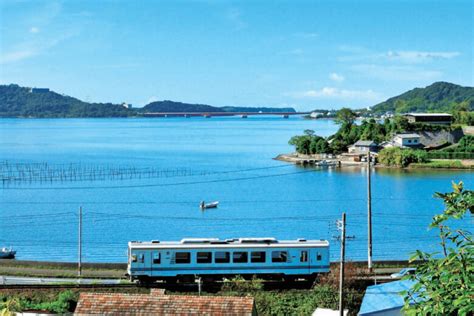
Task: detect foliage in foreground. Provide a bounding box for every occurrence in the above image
[402,182,473,315]
[0,290,78,314]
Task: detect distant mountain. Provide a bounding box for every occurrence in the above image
[141,100,296,113]
[0,84,132,118]
[0,84,296,118]
[371,82,474,114]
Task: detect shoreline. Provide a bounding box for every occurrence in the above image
[274,153,474,170]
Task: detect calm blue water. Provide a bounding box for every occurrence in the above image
[0,117,472,263]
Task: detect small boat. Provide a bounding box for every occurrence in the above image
[200,201,219,209]
[315,160,338,167]
[0,247,16,259]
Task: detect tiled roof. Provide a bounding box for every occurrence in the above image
[74,290,256,316]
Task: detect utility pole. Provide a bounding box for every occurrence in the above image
[78,206,82,277]
[338,212,346,316]
[367,151,373,271]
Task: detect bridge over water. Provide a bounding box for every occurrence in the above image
[143,112,310,118]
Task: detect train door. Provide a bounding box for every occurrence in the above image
[132,251,148,273]
[299,249,310,274]
[151,251,161,276]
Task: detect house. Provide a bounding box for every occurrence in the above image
[358,280,417,316]
[393,133,421,148]
[74,289,257,315]
[403,113,452,125]
[348,140,378,154]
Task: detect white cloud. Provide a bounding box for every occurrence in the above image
[385,50,460,63]
[338,46,461,64]
[0,50,35,64]
[351,64,442,81]
[286,87,382,102]
[329,73,345,82]
[29,27,40,34]
[293,32,318,39]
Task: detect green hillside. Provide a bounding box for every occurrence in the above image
[141,100,296,113]
[371,82,474,114]
[0,84,133,118]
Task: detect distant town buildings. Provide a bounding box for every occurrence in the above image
[403,113,452,125]
[310,112,324,118]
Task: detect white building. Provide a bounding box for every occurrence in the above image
[393,133,421,147]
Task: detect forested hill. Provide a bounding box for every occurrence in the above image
[0,84,132,118]
[0,84,296,117]
[141,100,296,113]
[371,82,474,114]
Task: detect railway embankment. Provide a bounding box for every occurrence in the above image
[0,260,126,279]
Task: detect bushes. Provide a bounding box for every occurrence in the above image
[410,160,473,169]
[378,147,428,167]
[426,151,474,159]
[0,290,78,314]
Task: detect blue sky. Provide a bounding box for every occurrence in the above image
[0,0,472,110]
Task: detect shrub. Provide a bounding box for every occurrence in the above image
[221,276,264,294]
[378,147,428,167]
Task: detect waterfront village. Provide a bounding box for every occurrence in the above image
[277,110,474,170]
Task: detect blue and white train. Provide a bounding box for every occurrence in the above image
[127,237,330,283]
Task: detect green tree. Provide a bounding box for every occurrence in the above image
[334,108,357,126]
[402,182,473,315]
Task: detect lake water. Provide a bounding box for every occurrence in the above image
[0,117,472,263]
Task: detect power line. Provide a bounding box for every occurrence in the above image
[1,169,316,190]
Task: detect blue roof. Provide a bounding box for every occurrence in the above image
[358,280,416,315]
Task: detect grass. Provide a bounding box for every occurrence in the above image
[410,160,473,169]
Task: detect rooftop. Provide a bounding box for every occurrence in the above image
[359,280,417,315]
[129,238,329,248]
[394,133,420,138]
[405,113,452,117]
[353,140,377,146]
[75,290,256,315]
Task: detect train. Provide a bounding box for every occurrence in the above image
[127,237,330,283]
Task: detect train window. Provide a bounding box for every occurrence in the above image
[233,252,248,263]
[251,251,266,263]
[131,254,137,263]
[317,252,322,261]
[215,252,230,263]
[197,252,212,263]
[300,251,308,262]
[175,252,191,264]
[153,253,161,264]
[138,254,145,263]
[272,251,288,263]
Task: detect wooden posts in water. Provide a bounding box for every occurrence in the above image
[367,152,373,271]
[78,206,82,278]
[338,212,346,316]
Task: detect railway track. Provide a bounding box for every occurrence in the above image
[0,279,315,291]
